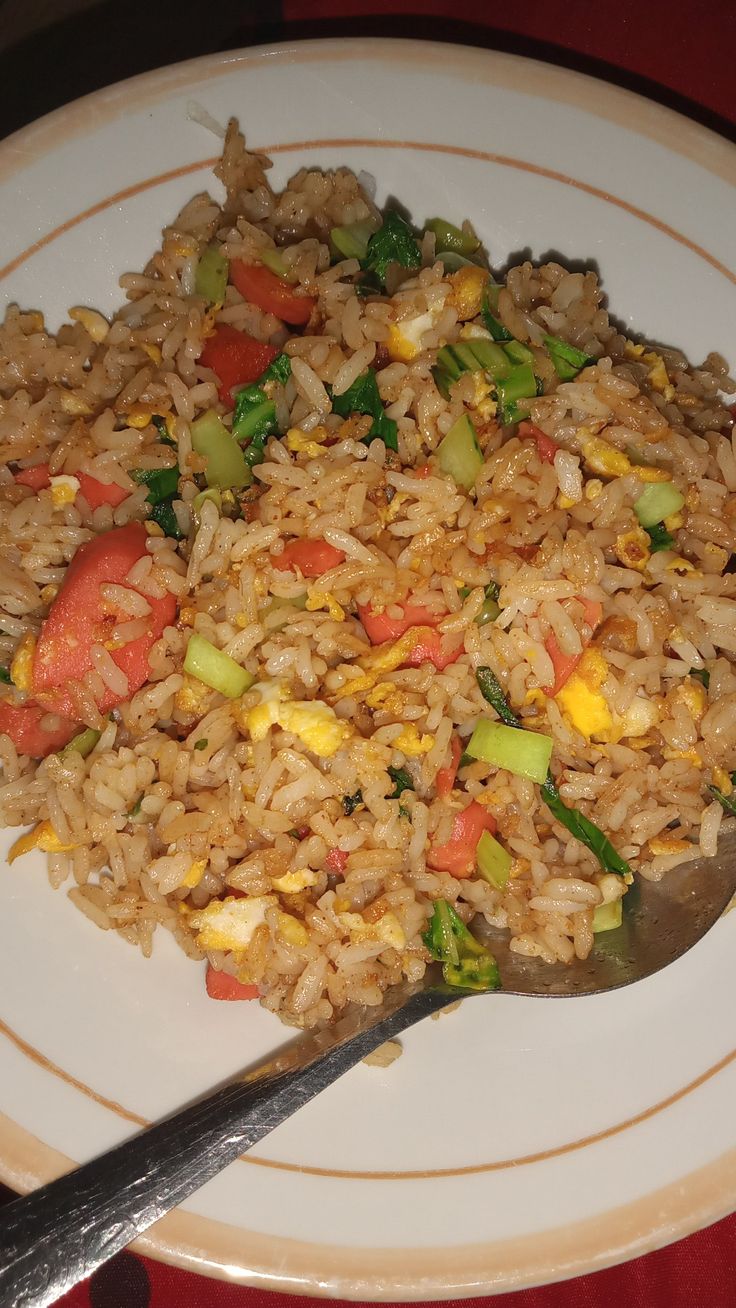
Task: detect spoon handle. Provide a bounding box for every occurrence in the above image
[0,984,448,1308]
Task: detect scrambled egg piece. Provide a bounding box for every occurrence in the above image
[624,342,675,401]
[49,475,80,507]
[188,894,277,952]
[471,373,497,421]
[713,767,732,795]
[614,527,651,572]
[342,628,424,699]
[272,868,318,894]
[338,911,406,950]
[665,557,699,576]
[175,675,214,717]
[365,681,406,714]
[447,266,489,320]
[392,724,434,756]
[673,681,707,721]
[10,633,35,693]
[245,684,351,756]
[387,310,438,362]
[8,820,78,864]
[276,911,309,946]
[582,436,668,483]
[662,746,702,768]
[182,859,208,889]
[286,426,329,458]
[555,648,613,740]
[69,306,110,343]
[305,589,345,621]
[59,392,93,416]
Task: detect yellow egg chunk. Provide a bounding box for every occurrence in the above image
[305,589,345,621]
[392,723,434,756]
[338,910,406,950]
[386,310,437,362]
[8,820,78,864]
[188,894,277,952]
[278,701,352,757]
[276,911,310,946]
[447,266,488,320]
[286,427,329,458]
[49,475,80,507]
[10,632,36,693]
[555,648,613,740]
[272,869,319,894]
[182,859,208,889]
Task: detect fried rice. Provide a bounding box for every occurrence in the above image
[1,119,735,1028]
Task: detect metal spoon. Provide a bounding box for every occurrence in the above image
[2,831,735,1308]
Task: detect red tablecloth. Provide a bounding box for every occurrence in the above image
[2,1,735,1304]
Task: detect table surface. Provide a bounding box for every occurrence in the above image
[1,0,735,1304]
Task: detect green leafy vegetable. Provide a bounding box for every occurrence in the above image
[343,790,364,816]
[0,666,12,685]
[149,499,183,540]
[480,286,512,342]
[690,667,710,689]
[128,796,143,818]
[496,362,537,425]
[645,521,675,553]
[193,738,208,752]
[183,633,255,699]
[260,353,292,386]
[362,210,421,287]
[195,244,228,303]
[331,369,398,451]
[708,772,736,817]
[540,776,632,877]
[387,766,414,799]
[60,726,102,759]
[543,334,593,380]
[475,667,631,877]
[422,900,500,991]
[232,385,278,445]
[152,415,176,446]
[131,466,180,505]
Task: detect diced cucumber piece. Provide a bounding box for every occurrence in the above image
[437,414,484,492]
[476,830,512,889]
[425,217,480,257]
[195,244,228,304]
[467,718,553,783]
[592,899,623,933]
[191,411,251,490]
[330,219,380,261]
[634,482,685,528]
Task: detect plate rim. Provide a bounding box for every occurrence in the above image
[1,35,735,1297]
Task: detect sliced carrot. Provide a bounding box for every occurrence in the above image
[231,261,316,327]
[205,964,259,1001]
[32,523,177,718]
[0,700,78,758]
[359,602,444,645]
[544,598,604,695]
[14,463,129,508]
[427,801,497,878]
[520,420,559,464]
[272,539,346,577]
[436,736,463,799]
[325,847,349,875]
[404,628,463,671]
[199,323,278,405]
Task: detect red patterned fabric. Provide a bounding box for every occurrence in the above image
[2,3,735,1304]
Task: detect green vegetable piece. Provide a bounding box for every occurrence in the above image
[451,342,484,374]
[191,411,251,490]
[437,414,483,492]
[540,776,632,877]
[480,287,512,342]
[330,219,379,262]
[387,766,414,799]
[183,633,255,699]
[496,363,537,425]
[0,666,12,685]
[543,334,593,380]
[343,790,364,816]
[152,415,176,446]
[193,738,208,752]
[475,666,521,728]
[60,726,102,760]
[422,900,500,991]
[476,829,512,889]
[425,217,480,257]
[467,338,512,379]
[149,499,184,540]
[260,248,291,280]
[431,366,452,400]
[128,796,143,818]
[707,781,736,818]
[436,346,463,382]
[690,667,710,689]
[502,340,535,366]
[232,384,278,444]
[467,718,553,784]
[634,482,685,528]
[331,369,398,451]
[437,252,476,272]
[362,210,421,287]
[195,244,229,304]
[592,899,623,933]
[260,353,292,386]
[131,465,180,505]
[645,521,675,553]
[477,582,501,627]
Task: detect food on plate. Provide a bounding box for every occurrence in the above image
[1,120,735,1029]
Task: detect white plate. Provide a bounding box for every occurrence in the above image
[1,38,736,1300]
